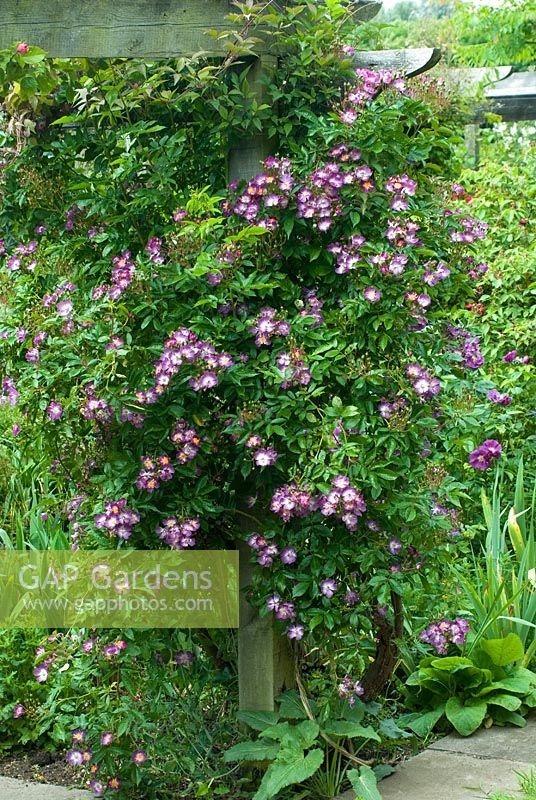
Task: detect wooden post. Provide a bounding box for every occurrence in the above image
[464,123,480,168]
[229,55,296,712]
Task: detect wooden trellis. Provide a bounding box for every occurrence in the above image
[0,0,444,711]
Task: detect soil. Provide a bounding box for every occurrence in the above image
[0,749,82,788]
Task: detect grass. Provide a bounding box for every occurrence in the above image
[489,767,536,800]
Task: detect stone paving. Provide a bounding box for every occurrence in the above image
[337,718,536,800]
[0,775,91,799]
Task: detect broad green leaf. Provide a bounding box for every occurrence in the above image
[445,697,487,736]
[399,705,445,737]
[480,634,525,666]
[253,747,324,800]
[379,718,413,740]
[347,766,383,800]
[237,710,279,731]
[323,720,380,741]
[224,741,280,763]
[430,657,476,672]
[277,689,309,719]
[486,693,522,711]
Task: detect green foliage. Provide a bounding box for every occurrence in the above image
[348,765,382,800]
[0,627,242,797]
[359,0,536,67]
[401,635,536,737]
[454,461,536,662]
[225,690,386,799]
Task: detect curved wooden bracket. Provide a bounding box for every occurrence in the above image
[353,47,442,78]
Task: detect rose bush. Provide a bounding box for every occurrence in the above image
[0,2,528,797]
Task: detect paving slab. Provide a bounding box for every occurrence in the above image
[337,719,536,800]
[429,718,536,763]
[0,776,91,799]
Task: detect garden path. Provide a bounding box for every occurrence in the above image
[338,717,536,800]
[0,775,91,799]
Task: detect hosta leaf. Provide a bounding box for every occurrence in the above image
[399,705,445,737]
[445,697,487,736]
[430,657,475,671]
[481,634,525,667]
[486,693,522,711]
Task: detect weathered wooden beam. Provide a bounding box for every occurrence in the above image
[352,47,441,78]
[485,72,536,122]
[0,0,236,57]
[448,65,513,89]
[0,0,381,58]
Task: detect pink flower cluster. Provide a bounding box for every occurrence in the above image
[170,419,202,464]
[120,407,145,428]
[385,218,421,247]
[92,251,135,302]
[301,288,324,327]
[465,257,489,281]
[224,156,293,223]
[404,290,431,310]
[270,483,313,521]
[339,68,406,124]
[298,163,373,232]
[406,363,441,400]
[338,675,365,707]
[156,517,199,549]
[420,617,470,654]
[276,348,311,388]
[503,349,531,365]
[487,388,512,406]
[449,215,488,243]
[80,383,114,423]
[370,251,408,275]
[378,395,409,420]
[94,499,140,540]
[265,594,303,639]
[422,261,450,286]
[327,234,366,274]
[135,327,233,402]
[244,435,278,467]
[43,281,76,318]
[446,324,484,370]
[468,439,502,470]
[65,204,79,231]
[5,239,38,272]
[146,236,164,265]
[270,477,366,531]
[384,173,417,211]
[136,455,175,492]
[318,475,367,531]
[248,534,297,567]
[1,376,19,407]
[249,307,290,346]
